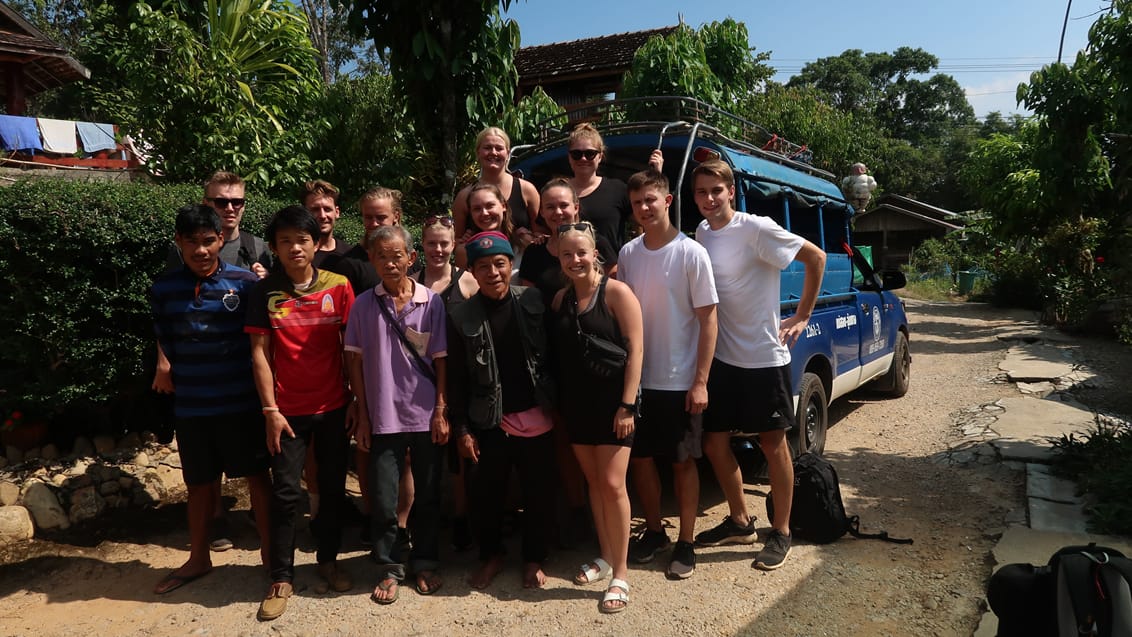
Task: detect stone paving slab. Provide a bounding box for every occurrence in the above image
[1026,464,1082,504]
[1029,498,1088,533]
[989,397,1094,463]
[998,344,1075,382]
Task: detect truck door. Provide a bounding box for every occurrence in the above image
[857,291,894,380]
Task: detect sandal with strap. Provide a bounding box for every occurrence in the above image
[600,578,629,614]
[573,557,612,585]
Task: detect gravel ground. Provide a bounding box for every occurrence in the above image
[2,299,1128,637]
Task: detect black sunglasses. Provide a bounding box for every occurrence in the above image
[206,197,246,209]
[557,221,595,235]
[568,149,600,161]
[424,215,454,228]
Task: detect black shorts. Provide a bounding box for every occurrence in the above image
[630,389,702,462]
[703,360,795,434]
[175,411,269,486]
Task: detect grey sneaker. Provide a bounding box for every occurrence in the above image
[752,530,792,570]
[666,541,696,579]
[629,529,671,564]
[694,515,758,546]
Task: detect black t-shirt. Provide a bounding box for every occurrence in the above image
[518,235,618,303]
[579,177,631,251]
[319,242,379,294]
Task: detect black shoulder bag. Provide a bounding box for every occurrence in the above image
[375,291,437,384]
[567,277,628,379]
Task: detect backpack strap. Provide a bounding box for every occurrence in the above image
[1058,553,1102,637]
[846,515,914,545]
[237,231,258,269]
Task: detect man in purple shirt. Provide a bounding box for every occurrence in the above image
[345,225,449,605]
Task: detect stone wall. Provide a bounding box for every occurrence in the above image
[0,431,184,544]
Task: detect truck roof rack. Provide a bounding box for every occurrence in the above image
[512,96,827,177]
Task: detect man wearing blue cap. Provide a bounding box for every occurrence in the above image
[446,231,558,591]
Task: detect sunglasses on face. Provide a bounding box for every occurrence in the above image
[206,197,246,209]
[557,221,595,235]
[568,149,600,161]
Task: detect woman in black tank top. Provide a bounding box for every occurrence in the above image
[550,223,644,613]
[453,127,541,268]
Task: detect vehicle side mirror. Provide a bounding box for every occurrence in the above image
[880,270,906,291]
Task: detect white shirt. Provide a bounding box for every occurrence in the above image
[618,232,718,391]
[696,212,803,368]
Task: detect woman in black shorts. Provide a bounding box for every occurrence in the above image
[416,215,479,549]
[550,222,643,613]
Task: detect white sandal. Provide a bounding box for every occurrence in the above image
[573,557,612,585]
[600,578,629,614]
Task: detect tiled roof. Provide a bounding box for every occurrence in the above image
[516,26,678,83]
[0,2,90,96]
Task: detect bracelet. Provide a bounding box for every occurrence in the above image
[618,401,638,416]
[262,406,280,413]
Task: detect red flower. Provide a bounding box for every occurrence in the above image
[11,410,21,420]
[1095,256,1105,264]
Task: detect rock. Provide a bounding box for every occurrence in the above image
[117,432,141,450]
[21,481,69,530]
[5,445,23,466]
[23,446,41,461]
[161,452,182,469]
[99,480,120,496]
[40,444,59,461]
[92,435,115,456]
[105,495,127,509]
[154,465,184,494]
[0,506,34,541]
[96,463,118,483]
[0,481,19,506]
[135,470,164,505]
[65,474,92,489]
[51,474,67,487]
[167,438,178,452]
[131,451,150,467]
[69,485,106,523]
[71,436,94,457]
[140,430,158,445]
[0,456,7,469]
[66,458,93,477]
[118,476,135,490]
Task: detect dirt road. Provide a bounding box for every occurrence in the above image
[1,299,1123,637]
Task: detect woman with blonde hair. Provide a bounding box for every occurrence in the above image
[551,222,643,613]
[453,127,540,266]
[567,122,662,250]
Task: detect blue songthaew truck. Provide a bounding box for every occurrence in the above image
[511,97,911,457]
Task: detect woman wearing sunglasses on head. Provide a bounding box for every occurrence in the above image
[453,127,540,267]
[567,123,663,251]
[519,178,619,304]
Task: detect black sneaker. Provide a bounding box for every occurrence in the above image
[752,530,792,571]
[665,541,696,580]
[694,515,758,547]
[628,529,671,564]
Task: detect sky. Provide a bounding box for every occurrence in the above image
[503,0,1105,118]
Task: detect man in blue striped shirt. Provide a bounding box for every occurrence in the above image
[150,204,272,595]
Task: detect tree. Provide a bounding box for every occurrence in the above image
[621,19,772,109]
[299,0,378,84]
[82,0,328,194]
[349,0,520,207]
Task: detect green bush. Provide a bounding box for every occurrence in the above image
[0,178,291,434]
[1052,422,1132,535]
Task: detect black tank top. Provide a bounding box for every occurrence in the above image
[506,178,531,230]
[564,276,623,358]
[416,264,468,311]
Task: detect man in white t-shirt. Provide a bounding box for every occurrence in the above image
[691,159,826,572]
[618,169,718,580]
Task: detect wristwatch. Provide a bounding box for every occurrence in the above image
[618,401,639,416]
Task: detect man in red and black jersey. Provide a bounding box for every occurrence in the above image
[246,206,356,621]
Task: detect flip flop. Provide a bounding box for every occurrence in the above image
[154,568,213,595]
[414,571,442,596]
[370,577,399,605]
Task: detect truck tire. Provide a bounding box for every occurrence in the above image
[875,330,911,397]
[793,372,828,456]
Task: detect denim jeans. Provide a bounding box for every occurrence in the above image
[268,405,349,583]
[368,431,442,581]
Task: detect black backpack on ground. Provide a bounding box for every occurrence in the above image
[765,452,913,545]
[989,543,1132,637]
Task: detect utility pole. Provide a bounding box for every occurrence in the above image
[1057,0,1073,64]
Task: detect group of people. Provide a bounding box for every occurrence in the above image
[149,122,826,620]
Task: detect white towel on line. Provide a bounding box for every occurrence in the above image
[37,118,78,154]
